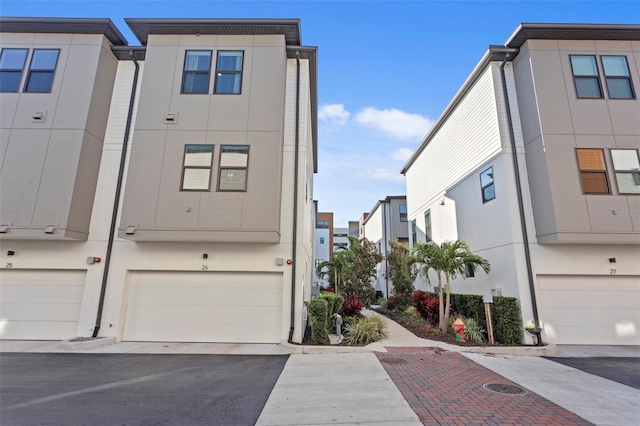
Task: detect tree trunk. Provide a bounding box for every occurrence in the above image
[437,273,445,333]
[444,274,451,334]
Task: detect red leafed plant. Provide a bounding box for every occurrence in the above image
[341,292,364,317]
[411,290,439,326]
[322,285,335,293]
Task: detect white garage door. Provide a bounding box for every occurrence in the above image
[123,271,283,343]
[0,269,86,340]
[537,275,640,345]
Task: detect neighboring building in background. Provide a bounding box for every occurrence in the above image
[333,227,350,252]
[348,220,359,238]
[362,196,409,297]
[358,212,369,239]
[0,17,317,345]
[402,23,640,345]
[313,210,332,288]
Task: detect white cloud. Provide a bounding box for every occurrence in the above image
[318,103,350,126]
[369,168,406,184]
[355,107,433,141]
[391,148,414,162]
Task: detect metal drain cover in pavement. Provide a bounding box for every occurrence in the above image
[483,383,528,395]
[379,358,408,364]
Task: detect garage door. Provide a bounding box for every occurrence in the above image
[537,275,640,345]
[123,271,283,343]
[0,269,86,340]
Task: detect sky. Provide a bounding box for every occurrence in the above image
[2,0,638,226]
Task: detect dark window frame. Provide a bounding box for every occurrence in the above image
[576,148,610,195]
[0,48,28,93]
[424,209,432,242]
[399,204,408,222]
[181,50,212,94]
[23,48,59,93]
[411,219,417,244]
[610,148,640,194]
[569,54,603,99]
[217,145,250,192]
[480,167,496,203]
[600,55,635,100]
[465,263,475,278]
[180,144,214,192]
[214,50,244,95]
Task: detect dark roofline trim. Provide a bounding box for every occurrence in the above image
[401,22,640,174]
[125,18,301,46]
[362,195,407,226]
[0,17,128,46]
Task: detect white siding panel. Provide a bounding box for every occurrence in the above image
[406,67,501,218]
[123,271,283,343]
[364,205,383,244]
[0,269,86,340]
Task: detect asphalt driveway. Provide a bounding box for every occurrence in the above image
[0,353,289,426]
[544,356,640,389]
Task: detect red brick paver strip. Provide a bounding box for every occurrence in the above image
[377,347,592,426]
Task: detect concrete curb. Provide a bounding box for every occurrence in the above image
[59,337,117,351]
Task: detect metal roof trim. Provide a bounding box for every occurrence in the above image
[0,17,128,46]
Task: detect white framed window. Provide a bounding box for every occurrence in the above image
[24,49,59,93]
[218,145,249,191]
[480,167,495,203]
[411,219,417,244]
[214,51,243,94]
[611,149,640,194]
[601,56,635,99]
[181,145,214,191]
[0,48,28,92]
[424,209,432,242]
[570,55,603,99]
[181,50,212,94]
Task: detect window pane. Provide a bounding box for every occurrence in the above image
[577,149,606,171]
[602,56,630,77]
[606,78,633,99]
[581,172,609,193]
[184,145,213,167]
[185,51,211,71]
[570,56,598,76]
[616,173,640,194]
[217,52,243,71]
[483,183,495,202]
[575,77,602,98]
[0,71,22,92]
[219,169,247,190]
[399,205,407,221]
[24,71,54,92]
[480,168,493,187]
[182,73,209,93]
[30,50,58,70]
[183,168,211,190]
[221,145,248,167]
[0,49,27,69]
[216,73,241,94]
[611,150,640,171]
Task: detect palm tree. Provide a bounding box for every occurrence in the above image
[315,249,352,294]
[411,240,490,333]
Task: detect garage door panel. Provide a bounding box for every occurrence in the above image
[128,287,282,307]
[0,269,86,340]
[130,272,282,289]
[123,271,283,343]
[537,275,640,345]
[538,290,639,309]
[0,321,79,340]
[124,305,282,325]
[1,302,81,321]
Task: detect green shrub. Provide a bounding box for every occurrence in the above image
[343,316,358,329]
[450,293,485,326]
[320,292,344,330]
[397,307,427,328]
[491,296,522,344]
[462,317,486,343]
[308,298,328,344]
[344,316,389,345]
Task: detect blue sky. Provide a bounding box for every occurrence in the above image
[3,1,638,226]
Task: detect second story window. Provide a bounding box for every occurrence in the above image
[181,145,214,191]
[576,148,609,194]
[181,50,212,94]
[214,51,243,94]
[611,149,640,194]
[0,48,27,92]
[320,237,325,244]
[601,56,634,99]
[24,49,59,93]
[480,167,495,203]
[570,55,602,99]
[411,219,417,244]
[218,145,249,191]
[424,209,432,242]
[399,204,407,222]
